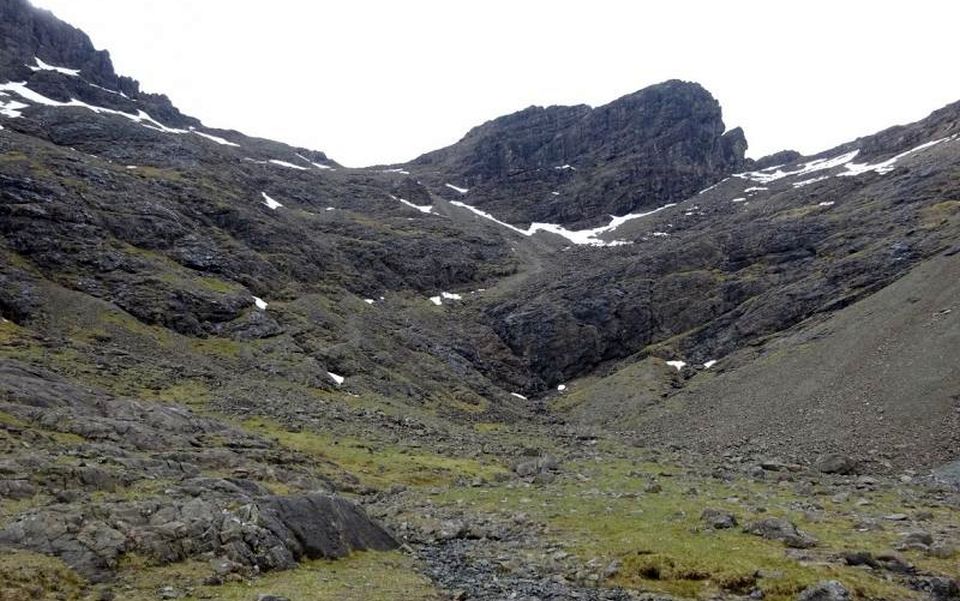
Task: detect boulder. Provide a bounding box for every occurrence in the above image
[911,576,960,601]
[744,517,817,548]
[700,508,737,529]
[796,580,850,601]
[816,454,856,475]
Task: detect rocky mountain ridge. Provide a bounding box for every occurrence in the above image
[409,80,748,228]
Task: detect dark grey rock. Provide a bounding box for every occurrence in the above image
[744,517,817,548]
[796,580,850,601]
[700,508,737,529]
[816,454,856,475]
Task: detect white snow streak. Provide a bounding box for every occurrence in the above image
[445,183,469,194]
[252,296,268,310]
[840,137,949,176]
[698,177,729,195]
[328,372,345,385]
[665,360,687,371]
[792,175,831,188]
[703,360,718,369]
[268,159,308,170]
[734,150,860,184]
[510,393,528,400]
[390,194,434,214]
[449,200,676,247]
[0,82,209,142]
[191,128,240,147]
[0,98,28,118]
[429,291,462,306]
[295,153,334,170]
[28,57,80,76]
[733,137,951,188]
[260,192,282,210]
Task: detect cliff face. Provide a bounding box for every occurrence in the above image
[411,80,748,227]
[0,0,196,126]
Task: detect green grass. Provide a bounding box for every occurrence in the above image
[0,551,86,601]
[243,417,507,489]
[110,551,439,601]
[433,451,941,601]
[204,552,440,601]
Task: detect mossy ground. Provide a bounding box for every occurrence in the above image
[431,442,958,601]
[3,551,440,601]
[243,417,507,490]
[0,551,87,601]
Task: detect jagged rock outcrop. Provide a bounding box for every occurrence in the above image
[410,80,748,227]
[0,361,396,582]
[0,492,396,582]
[0,0,196,126]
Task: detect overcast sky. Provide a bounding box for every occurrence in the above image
[31,0,960,167]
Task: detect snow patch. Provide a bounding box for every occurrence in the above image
[0,82,198,138]
[0,98,28,118]
[818,201,835,207]
[733,150,860,184]
[510,393,528,400]
[87,82,128,98]
[651,232,669,237]
[28,57,80,76]
[554,164,576,171]
[252,296,268,310]
[382,168,411,175]
[190,128,240,147]
[733,138,949,186]
[268,159,308,170]
[792,175,831,188]
[665,360,686,371]
[556,384,567,391]
[445,183,469,194]
[731,197,747,203]
[840,137,949,177]
[295,153,334,170]
[744,186,768,193]
[429,292,462,306]
[703,360,717,369]
[390,194,434,214]
[698,177,730,195]
[328,372,345,385]
[364,299,375,305]
[260,192,282,210]
[449,200,677,247]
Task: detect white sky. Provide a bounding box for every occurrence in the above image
[30,0,960,168]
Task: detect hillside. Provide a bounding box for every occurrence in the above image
[0,1,958,600]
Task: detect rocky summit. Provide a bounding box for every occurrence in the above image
[0,1,958,600]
